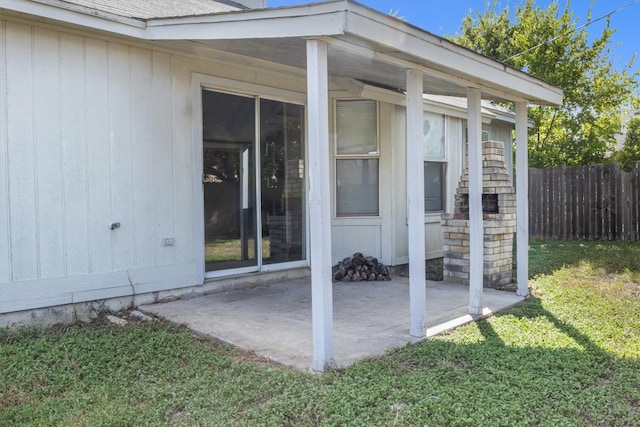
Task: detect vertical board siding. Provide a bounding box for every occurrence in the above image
[6,22,38,281]
[85,38,113,274]
[2,19,198,298]
[130,46,155,269]
[33,27,64,278]
[171,56,195,264]
[331,225,382,263]
[0,20,11,284]
[151,51,176,267]
[529,163,640,241]
[1,16,316,312]
[108,42,135,271]
[61,33,90,276]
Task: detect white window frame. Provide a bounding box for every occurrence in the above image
[192,73,309,282]
[423,111,447,215]
[334,99,381,218]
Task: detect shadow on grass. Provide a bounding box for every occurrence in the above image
[2,296,638,426]
[331,293,639,426]
[490,296,608,356]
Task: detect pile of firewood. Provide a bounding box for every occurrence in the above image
[332,252,391,282]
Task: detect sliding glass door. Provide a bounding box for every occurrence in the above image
[202,89,305,274]
[202,91,257,272]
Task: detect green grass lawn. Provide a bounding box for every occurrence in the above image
[205,238,270,263]
[2,239,639,426]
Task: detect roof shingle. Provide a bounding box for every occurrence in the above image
[59,0,245,19]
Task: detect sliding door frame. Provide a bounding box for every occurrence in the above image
[192,74,309,282]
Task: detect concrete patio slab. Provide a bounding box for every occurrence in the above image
[140,278,523,371]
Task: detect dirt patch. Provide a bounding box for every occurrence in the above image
[392,258,444,281]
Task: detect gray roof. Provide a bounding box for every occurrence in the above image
[59,0,245,19]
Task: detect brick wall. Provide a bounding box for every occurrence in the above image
[441,141,516,288]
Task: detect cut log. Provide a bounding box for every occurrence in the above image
[332,253,392,282]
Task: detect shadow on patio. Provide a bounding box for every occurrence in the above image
[140,277,523,371]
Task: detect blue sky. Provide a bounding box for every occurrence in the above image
[267,0,639,73]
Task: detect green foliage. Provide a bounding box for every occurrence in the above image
[451,0,640,167]
[1,240,639,426]
[615,116,640,171]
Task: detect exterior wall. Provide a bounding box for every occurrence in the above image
[329,99,394,264]
[391,107,467,264]
[488,122,514,181]
[0,16,306,314]
[389,107,512,264]
[0,15,518,316]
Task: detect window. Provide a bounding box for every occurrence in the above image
[424,162,445,212]
[335,100,379,216]
[423,111,446,213]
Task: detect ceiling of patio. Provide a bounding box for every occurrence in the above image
[189,36,471,98]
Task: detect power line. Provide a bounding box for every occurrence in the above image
[503,0,640,62]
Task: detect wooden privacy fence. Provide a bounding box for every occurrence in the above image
[528,162,640,241]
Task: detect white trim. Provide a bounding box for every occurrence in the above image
[467,88,483,316]
[254,96,262,272]
[194,73,306,104]
[515,101,529,297]
[307,39,334,372]
[423,111,447,215]
[192,73,309,281]
[344,10,562,105]
[205,265,258,280]
[426,250,444,260]
[260,259,308,272]
[332,217,381,226]
[0,262,197,314]
[406,68,426,338]
[424,214,442,224]
[192,77,206,285]
[333,98,381,218]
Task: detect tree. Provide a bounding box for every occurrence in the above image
[450,0,640,167]
[615,116,640,171]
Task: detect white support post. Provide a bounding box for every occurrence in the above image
[515,101,530,297]
[467,88,483,315]
[306,39,335,372]
[406,68,427,337]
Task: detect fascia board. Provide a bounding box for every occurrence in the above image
[342,7,563,106]
[2,0,350,41]
[145,11,347,40]
[145,1,349,39]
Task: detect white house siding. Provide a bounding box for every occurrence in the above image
[391,107,509,264]
[424,116,465,259]
[0,16,308,314]
[329,100,394,264]
[0,15,517,315]
[329,100,473,265]
[0,20,185,312]
[391,104,409,265]
[488,122,514,180]
[0,20,11,287]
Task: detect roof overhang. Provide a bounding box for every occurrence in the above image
[1,0,563,106]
